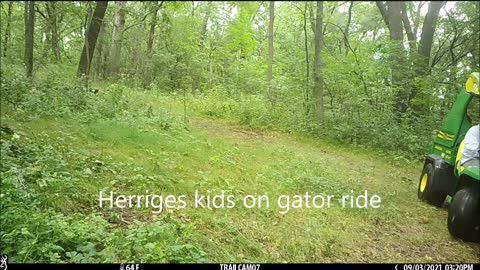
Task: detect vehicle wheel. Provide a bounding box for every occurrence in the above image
[447,188,480,242]
[417,163,447,207]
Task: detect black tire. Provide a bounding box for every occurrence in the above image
[447,187,480,242]
[417,163,447,207]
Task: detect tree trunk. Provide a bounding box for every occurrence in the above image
[389,1,407,115]
[77,1,108,78]
[313,1,324,126]
[266,1,274,86]
[107,1,126,78]
[418,1,444,74]
[199,1,211,48]
[412,1,424,38]
[471,2,479,70]
[208,50,213,88]
[376,1,389,29]
[42,24,51,59]
[406,1,445,110]
[142,1,163,88]
[83,2,93,39]
[24,1,35,78]
[303,2,310,115]
[472,29,479,70]
[386,2,403,45]
[24,1,27,56]
[2,1,14,57]
[37,4,52,59]
[400,2,416,52]
[377,1,407,114]
[46,2,61,61]
[146,1,161,58]
[344,1,353,56]
[95,22,105,80]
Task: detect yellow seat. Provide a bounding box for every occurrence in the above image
[455,139,465,174]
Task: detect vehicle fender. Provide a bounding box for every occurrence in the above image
[424,154,457,196]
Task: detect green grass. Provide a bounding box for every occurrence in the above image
[1,89,479,263]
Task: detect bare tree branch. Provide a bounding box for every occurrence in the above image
[123,13,149,33]
[35,5,48,20]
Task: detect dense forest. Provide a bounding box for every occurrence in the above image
[1,1,479,263]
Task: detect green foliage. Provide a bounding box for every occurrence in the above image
[225,3,257,59]
[0,106,202,263]
[0,65,30,106]
[190,78,432,159]
[1,0,480,263]
[192,86,271,127]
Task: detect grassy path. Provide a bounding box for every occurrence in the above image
[2,96,479,263]
[184,116,480,262]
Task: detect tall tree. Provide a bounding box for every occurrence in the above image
[417,1,444,74]
[46,2,61,61]
[303,2,310,114]
[313,1,324,126]
[2,1,14,57]
[24,1,35,78]
[94,22,106,80]
[202,2,216,89]
[376,1,404,51]
[471,2,479,70]
[199,1,212,47]
[398,1,445,111]
[146,1,162,58]
[35,3,52,59]
[377,1,407,114]
[412,1,425,38]
[77,1,108,78]
[266,1,274,86]
[143,1,164,88]
[344,1,353,56]
[83,2,93,39]
[385,2,404,51]
[400,2,416,52]
[107,1,127,77]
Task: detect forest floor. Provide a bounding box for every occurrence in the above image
[1,90,479,263]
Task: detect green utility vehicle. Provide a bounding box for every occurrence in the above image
[418,72,479,242]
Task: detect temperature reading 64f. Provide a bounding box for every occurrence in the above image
[125,264,139,270]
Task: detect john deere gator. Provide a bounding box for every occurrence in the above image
[417,72,479,242]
